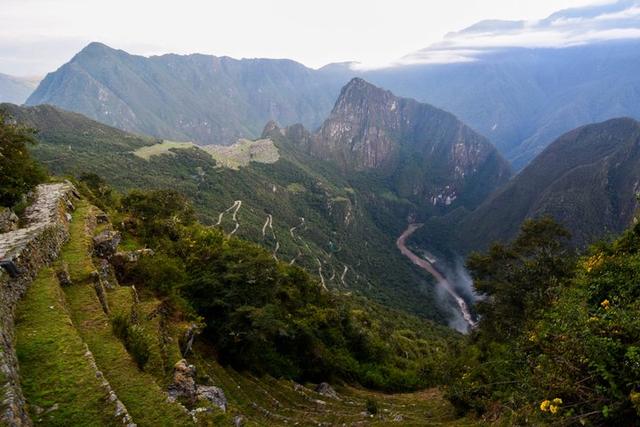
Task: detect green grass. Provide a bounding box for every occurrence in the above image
[133,140,197,160]
[15,268,118,426]
[192,343,475,426]
[59,202,192,426]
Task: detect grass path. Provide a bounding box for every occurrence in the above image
[15,266,119,426]
[59,202,192,426]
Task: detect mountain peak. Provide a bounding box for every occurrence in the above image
[78,42,114,54]
[311,80,511,208]
[340,77,387,98]
[71,42,124,63]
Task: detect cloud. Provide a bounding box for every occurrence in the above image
[400,0,640,66]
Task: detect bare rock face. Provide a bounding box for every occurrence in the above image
[92,230,121,258]
[309,78,512,209]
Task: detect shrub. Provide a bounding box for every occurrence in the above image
[111,312,129,341]
[111,314,151,370]
[126,324,151,370]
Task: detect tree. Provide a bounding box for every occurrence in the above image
[467,217,574,341]
[0,112,46,207]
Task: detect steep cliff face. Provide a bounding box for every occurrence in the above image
[311,78,512,209]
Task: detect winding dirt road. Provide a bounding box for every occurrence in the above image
[396,223,477,331]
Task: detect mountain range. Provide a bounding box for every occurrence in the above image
[27,42,345,145]
[21,2,640,171]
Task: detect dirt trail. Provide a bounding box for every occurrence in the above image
[340,265,349,286]
[316,258,327,291]
[396,223,476,331]
[262,214,280,260]
[216,200,242,232]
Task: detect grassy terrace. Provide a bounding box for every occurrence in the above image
[15,266,118,426]
[62,202,192,425]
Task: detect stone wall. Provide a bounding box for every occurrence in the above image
[0,182,78,427]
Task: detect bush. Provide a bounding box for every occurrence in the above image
[111,314,151,370]
[124,253,186,298]
[126,324,151,370]
[111,313,129,341]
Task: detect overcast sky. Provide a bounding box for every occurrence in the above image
[0,0,623,76]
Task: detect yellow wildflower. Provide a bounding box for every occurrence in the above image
[553,398,563,405]
[584,253,604,272]
[601,299,611,310]
[540,400,551,412]
[550,405,559,414]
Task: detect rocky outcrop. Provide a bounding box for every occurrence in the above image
[197,386,227,412]
[168,360,198,405]
[0,182,78,426]
[167,359,227,412]
[92,230,121,258]
[309,78,512,209]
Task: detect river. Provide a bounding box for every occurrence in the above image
[396,223,477,332]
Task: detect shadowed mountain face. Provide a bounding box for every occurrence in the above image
[451,118,640,251]
[26,42,345,145]
[306,78,512,210]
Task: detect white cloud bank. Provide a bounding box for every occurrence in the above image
[400,0,640,66]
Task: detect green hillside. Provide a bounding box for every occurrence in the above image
[1,102,453,323]
[415,117,640,255]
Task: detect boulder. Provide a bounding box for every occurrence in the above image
[315,382,340,400]
[197,386,227,412]
[168,359,227,412]
[110,249,154,276]
[168,359,197,405]
[92,230,121,258]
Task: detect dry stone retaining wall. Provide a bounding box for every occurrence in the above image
[0,182,78,427]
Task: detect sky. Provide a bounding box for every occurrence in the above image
[0,0,628,76]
